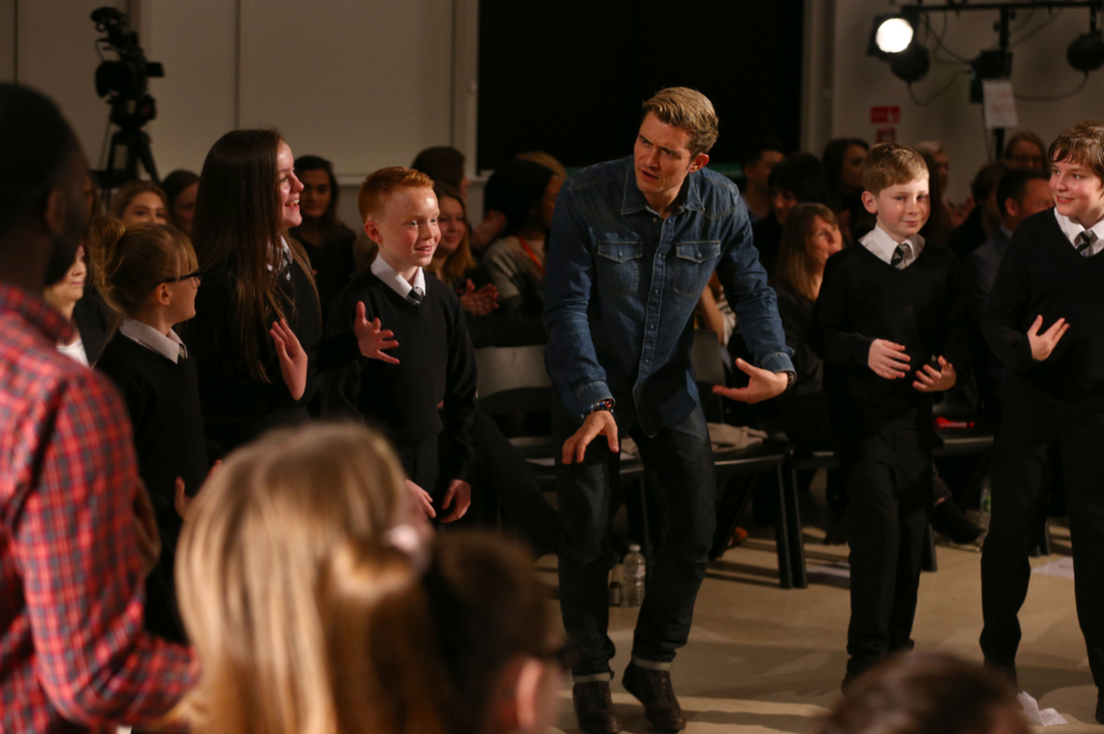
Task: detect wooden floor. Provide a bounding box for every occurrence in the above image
[541,479,1099,733]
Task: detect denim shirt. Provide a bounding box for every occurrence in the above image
[543,156,794,436]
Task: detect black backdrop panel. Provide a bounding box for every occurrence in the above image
[477,0,805,172]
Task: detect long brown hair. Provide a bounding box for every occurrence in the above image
[87,216,198,317]
[433,183,475,288]
[106,179,168,220]
[191,128,318,382]
[777,203,839,301]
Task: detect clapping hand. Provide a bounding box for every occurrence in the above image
[353,301,400,364]
[912,356,956,392]
[868,339,910,380]
[459,280,498,316]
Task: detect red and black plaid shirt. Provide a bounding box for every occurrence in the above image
[0,285,197,733]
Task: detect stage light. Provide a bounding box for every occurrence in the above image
[1068,31,1104,72]
[889,43,931,83]
[875,17,915,54]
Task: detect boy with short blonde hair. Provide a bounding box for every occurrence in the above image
[324,166,477,523]
[981,120,1104,721]
[811,142,970,686]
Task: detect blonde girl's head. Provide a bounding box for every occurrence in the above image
[85,216,199,319]
[174,422,440,734]
[106,179,170,227]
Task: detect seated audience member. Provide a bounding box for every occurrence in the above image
[413,145,469,200]
[42,244,91,366]
[916,141,966,230]
[963,168,1053,417]
[740,137,786,224]
[174,422,441,734]
[948,162,1008,260]
[480,160,562,319]
[818,653,1026,734]
[187,129,326,452]
[517,149,568,178]
[823,138,871,241]
[290,154,358,318]
[161,169,200,235]
[1003,130,1049,172]
[429,182,497,315]
[754,152,832,275]
[324,167,476,524]
[107,179,170,227]
[92,218,210,643]
[1,82,195,734]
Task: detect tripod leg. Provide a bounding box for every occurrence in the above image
[137,131,160,185]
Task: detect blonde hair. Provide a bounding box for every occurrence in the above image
[777,203,840,301]
[174,423,441,734]
[1049,119,1104,182]
[358,167,435,222]
[515,150,568,179]
[641,87,719,156]
[106,179,168,220]
[862,143,929,196]
[86,216,198,316]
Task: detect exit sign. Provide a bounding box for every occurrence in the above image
[870,106,901,124]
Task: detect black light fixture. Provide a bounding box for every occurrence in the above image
[868,13,929,83]
[1069,8,1104,72]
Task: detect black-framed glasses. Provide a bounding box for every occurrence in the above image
[162,270,203,284]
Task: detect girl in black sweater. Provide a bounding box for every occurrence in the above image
[185,129,317,452]
[92,217,218,642]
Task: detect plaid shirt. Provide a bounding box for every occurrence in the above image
[0,285,197,733]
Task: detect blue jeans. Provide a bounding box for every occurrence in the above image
[554,402,717,679]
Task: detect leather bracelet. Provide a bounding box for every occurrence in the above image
[585,398,615,416]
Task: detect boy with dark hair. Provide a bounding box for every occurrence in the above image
[740,137,786,223]
[980,120,1104,721]
[324,166,477,523]
[811,142,970,685]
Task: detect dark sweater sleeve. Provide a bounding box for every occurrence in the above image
[440,294,478,482]
[981,231,1036,372]
[809,254,874,366]
[319,288,368,424]
[941,255,972,384]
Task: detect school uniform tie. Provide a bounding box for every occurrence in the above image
[407,286,424,306]
[890,243,909,269]
[1077,230,1098,257]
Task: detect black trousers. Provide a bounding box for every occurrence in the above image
[842,427,933,677]
[980,376,1104,689]
[397,437,440,499]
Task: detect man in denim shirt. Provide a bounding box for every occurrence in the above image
[544,87,794,734]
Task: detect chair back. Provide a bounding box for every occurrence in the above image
[475,344,553,415]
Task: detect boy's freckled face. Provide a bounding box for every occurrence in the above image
[366,187,441,279]
[864,177,931,243]
[1050,158,1104,228]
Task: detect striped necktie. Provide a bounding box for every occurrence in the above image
[407,286,424,306]
[1077,230,1098,257]
[890,243,908,269]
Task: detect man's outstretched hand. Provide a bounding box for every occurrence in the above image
[712,358,789,404]
[561,409,619,465]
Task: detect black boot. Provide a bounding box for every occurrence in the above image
[622,662,686,732]
[573,681,622,734]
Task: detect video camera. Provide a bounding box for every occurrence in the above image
[92,6,163,128]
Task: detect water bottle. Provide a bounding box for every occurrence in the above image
[623,544,646,608]
[979,479,992,531]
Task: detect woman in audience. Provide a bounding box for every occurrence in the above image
[186,128,319,452]
[819,653,1026,734]
[1002,130,1049,172]
[91,217,211,643]
[290,154,358,318]
[753,152,832,275]
[42,243,91,366]
[106,179,170,226]
[161,169,200,235]
[822,138,870,242]
[480,159,561,319]
[429,182,497,316]
[916,140,966,230]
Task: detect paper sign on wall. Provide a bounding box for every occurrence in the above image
[982,80,1019,129]
[876,126,897,143]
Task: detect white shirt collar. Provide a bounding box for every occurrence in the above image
[859,223,926,267]
[120,318,188,363]
[266,236,293,280]
[371,255,426,300]
[1054,208,1104,255]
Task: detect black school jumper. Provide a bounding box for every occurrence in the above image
[980,210,1104,689]
[322,270,477,499]
[810,242,970,678]
[96,333,208,643]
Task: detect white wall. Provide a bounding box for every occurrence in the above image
[830,1,1104,202]
[4,0,468,192]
